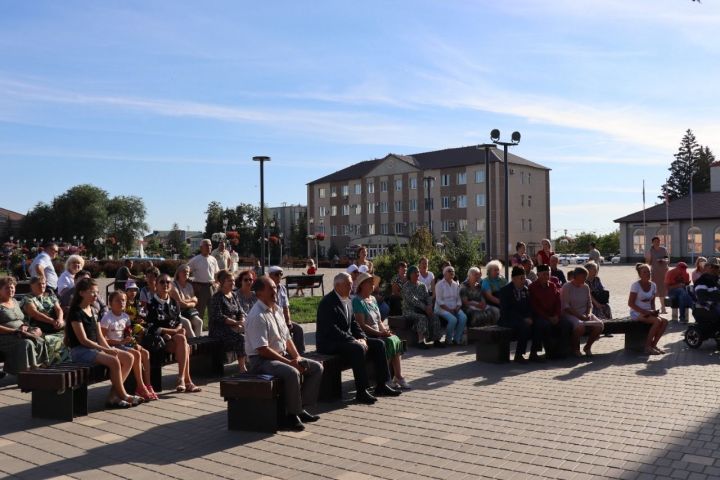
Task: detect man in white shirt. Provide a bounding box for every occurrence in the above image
[268,266,305,353]
[245,276,323,431]
[211,241,232,271]
[30,242,59,293]
[188,239,219,319]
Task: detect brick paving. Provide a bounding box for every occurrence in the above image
[2,265,718,479]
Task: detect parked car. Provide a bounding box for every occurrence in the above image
[575,254,590,264]
[611,255,621,264]
[558,254,577,266]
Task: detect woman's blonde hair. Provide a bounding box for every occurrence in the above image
[486,260,503,274]
[64,254,85,271]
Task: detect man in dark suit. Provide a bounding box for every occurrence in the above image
[316,272,401,404]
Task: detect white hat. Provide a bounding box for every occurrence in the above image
[358,265,369,273]
[346,264,359,274]
[268,266,284,275]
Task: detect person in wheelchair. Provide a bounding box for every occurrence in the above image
[693,258,720,317]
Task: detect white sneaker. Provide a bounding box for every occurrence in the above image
[394,377,411,390]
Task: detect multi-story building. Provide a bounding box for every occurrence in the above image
[269,204,307,241]
[0,207,24,240]
[307,146,550,260]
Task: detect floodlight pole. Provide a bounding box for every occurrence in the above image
[477,143,495,263]
[253,156,270,275]
[491,130,521,280]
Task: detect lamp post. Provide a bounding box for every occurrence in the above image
[253,156,270,275]
[423,176,435,239]
[477,143,495,263]
[490,129,521,280]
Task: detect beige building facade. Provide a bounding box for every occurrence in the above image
[307,146,550,261]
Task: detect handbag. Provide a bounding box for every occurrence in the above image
[141,331,166,353]
[592,289,610,305]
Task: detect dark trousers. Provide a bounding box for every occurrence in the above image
[320,338,390,392]
[500,317,547,356]
[289,322,305,354]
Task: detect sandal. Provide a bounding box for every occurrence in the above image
[185,383,202,393]
[135,386,153,402]
[176,382,186,393]
[106,397,132,409]
[147,385,160,400]
[125,395,144,406]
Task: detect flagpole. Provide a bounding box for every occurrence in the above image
[642,180,647,251]
[690,171,695,263]
[665,187,670,257]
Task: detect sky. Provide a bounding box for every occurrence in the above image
[1,0,719,237]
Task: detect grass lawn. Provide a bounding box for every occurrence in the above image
[289,296,321,324]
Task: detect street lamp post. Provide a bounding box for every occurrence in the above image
[490,129,521,280]
[423,176,435,239]
[477,143,495,262]
[253,156,270,275]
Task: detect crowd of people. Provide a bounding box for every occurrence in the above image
[1,237,716,431]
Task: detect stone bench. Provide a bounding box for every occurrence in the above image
[468,317,651,363]
[17,336,225,421]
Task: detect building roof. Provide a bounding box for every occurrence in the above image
[614,192,720,223]
[307,146,549,185]
[0,207,25,221]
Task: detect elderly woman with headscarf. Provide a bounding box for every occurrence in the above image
[434,265,467,345]
[401,265,443,349]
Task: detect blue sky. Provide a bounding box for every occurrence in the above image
[1,0,719,236]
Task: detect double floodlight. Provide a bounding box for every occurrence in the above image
[490,129,521,145]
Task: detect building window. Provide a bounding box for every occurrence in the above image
[688,227,702,255]
[528,195,532,207]
[331,205,337,216]
[367,181,375,194]
[409,222,416,232]
[354,183,361,195]
[341,185,349,196]
[368,224,375,235]
[475,170,485,183]
[528,218,533,232]
[331,225,337,236]
[442,196,450,209]
[458,219,467,232]
[355,204,362,215]
[319,206,327,217]
[410,177,417,189]
[342,205,349,216]
[316,224,325,234]
[380,202,388,213]
[409,199,417,212]
[658,227,671,252]
[319,188,326,198]
[457,172,467,185]
[441,174,450,186]
[395,200,403,212]
[368,202,376,214]
[476,219,486,232]
[442,220,450,232]
[380,223,388,235]
[331,186,337,197]
[521,172,525,184]
[457,195,467,208]
[528,172,531,184]
[380,181,388,192]
[632,228,646,255]
[395,223,404,234]
[521,218,526,231]
[395,179,402,191]
[476,194,486,207]
[521,195,525,207]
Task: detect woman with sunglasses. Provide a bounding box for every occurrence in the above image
[145,273,200,393]
[234,270,258,316]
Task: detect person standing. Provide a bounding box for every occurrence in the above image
[268,266,305,353]
[246,276,322,431]
[316,273,401,404]
[536,239,555,267]
[645,236,669,314]
[588,242,601,270]
[211,241,232,271]
[188,239,219,319]
[30,242,59,293]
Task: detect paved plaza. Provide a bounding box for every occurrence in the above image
[2,265,720,480]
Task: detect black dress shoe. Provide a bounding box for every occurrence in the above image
[374,385,402,397]
[434,340,447,348]
[514,355,528,364]
[299,410,320,423]
[528,353,546,363]
[285,415,305,431]
[417,341,431,350]
[355,390,377,404]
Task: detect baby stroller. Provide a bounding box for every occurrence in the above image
[684,288,720,349]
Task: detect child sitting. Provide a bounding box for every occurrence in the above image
[296,259,317,297]
[101,291,158,401]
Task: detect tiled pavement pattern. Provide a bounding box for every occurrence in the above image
[2,265,718,479]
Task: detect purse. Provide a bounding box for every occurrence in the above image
[592,289,610,305]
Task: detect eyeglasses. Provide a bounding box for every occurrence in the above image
[158,280,171,285]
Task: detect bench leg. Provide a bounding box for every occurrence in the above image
[73,385,88,417]
[32,389,76,421]
[191,352,225,378]
[151,363,163,393]
[318,368,342,402]
[625,326,650,352]
[475,340,510,363]
[227,398,281,433]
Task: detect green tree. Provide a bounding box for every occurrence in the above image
[596,230,620,255]
[203,201,264,256]
[167,223,190,258]
[53,185,110,246]
[662,129,708,201]
[107,195,148,255]
[289,212,308,257]
[19,202,55,242]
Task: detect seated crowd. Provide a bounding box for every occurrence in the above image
[0,238,701,430]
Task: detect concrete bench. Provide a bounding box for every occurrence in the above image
[17,336,225,421]
[468,317,651,363]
